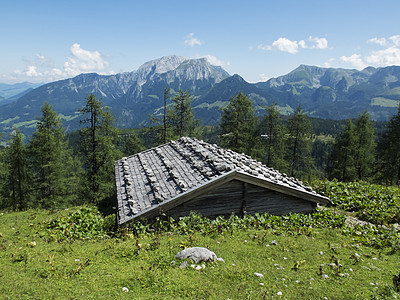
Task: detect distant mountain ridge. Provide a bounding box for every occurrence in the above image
[0,55,399,135]
[0,82,44,105]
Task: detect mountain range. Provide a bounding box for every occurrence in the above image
[1,55,400,136]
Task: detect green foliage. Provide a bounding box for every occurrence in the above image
[79,94,122,204]
[0,139,9,208]
[29,103,70,208]
[168,89,199,138]
[258,104,287,170]
[286,105,315,179]
[5,129,30,210]
[327,112,376,182]
[328,119,357,181]
[377,104,400,184]
[353,111,376,180]
[119,132,145,157]
[46,206,111,240]
[311,180,400,225]
[219,92,257,154]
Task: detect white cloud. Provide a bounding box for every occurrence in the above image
[309,36,328,49]
[259,74,270,82]
[340,35,400,69]
[6,44,112,83]
[63,43,109,77]
[184,33,203,47]
[365,46,400,66]
[258,36,329,54]
[367,37,387,46]
[25,65,41,77]
[389,35,400,47]
[340,54,367,69]
[272,37,302,54]
[195,54,230,67]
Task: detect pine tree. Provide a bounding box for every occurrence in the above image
[377,104,400,184]
[286,105,314,178]
[79,94,121,204]
[259,104,286,170]
[121,132,145,156]
[353,111,375,180]
[163,87,170,144]
[169,89,198,138]
[327,120,357,181]
[0,135,10,209]
[219,92,257,154]
[30,102,68,208]
[7,130,30,210]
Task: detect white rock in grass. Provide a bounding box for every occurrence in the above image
[175,247,219,263]
[122,287,129,292]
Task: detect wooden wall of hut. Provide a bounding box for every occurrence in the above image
[167,179,316,219]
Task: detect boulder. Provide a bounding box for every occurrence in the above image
[175,247,218,263]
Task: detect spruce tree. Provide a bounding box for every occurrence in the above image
[327,120,357,181]
[7,130,30,210]
[219,92,257,154]
[286,105,314,178]
[121,132,145,156]
[163,87,170,144]
[259,104,286,170]
[353,111,375,180]
[0,135,10,209]
[79,94,121,204]
[30,102,68,208]
[169,89,198,138]
[377,104,400,184]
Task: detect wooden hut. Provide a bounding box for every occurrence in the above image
[114,137,331,226]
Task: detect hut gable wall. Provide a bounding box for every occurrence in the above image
[166,180,316,219]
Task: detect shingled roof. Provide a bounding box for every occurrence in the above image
[114,136,331,226]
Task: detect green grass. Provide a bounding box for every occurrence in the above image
[58,113,80,122]
[11,119,38,129]
[194,100,230,109]
[1,204,399,299]
[383,87,400,97]
[371,97,399,108]
[0,116,20,125]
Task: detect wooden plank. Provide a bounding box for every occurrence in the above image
[233,171,331,205]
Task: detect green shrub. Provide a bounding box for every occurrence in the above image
[47,206,107,240]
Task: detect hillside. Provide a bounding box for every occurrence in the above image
[1,185,399,299]
[1,56,400,135]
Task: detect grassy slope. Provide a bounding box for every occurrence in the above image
[0,208,399,299]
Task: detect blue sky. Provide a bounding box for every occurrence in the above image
[1,0,400,84]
